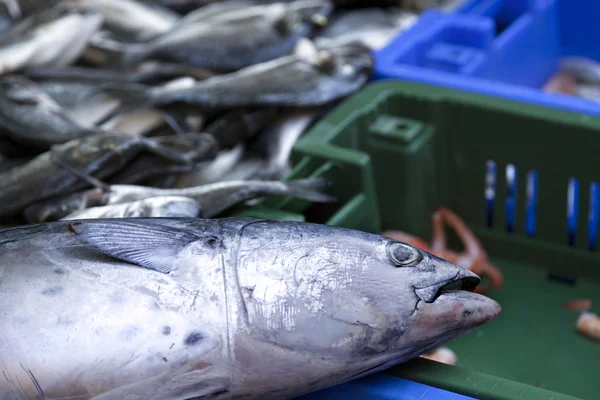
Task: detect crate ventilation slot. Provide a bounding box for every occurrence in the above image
[484,162,599,250]
[567,178,579,246]
[505,163,517,232]
[588,182,599,251]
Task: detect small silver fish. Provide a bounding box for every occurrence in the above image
[174,144,247,187]
[120,0,333,71]
[399,0,465,12]
[315,8,417,50]
[0,9,103,74]
[109,40,373,111]
[25,177,336,222]
[38,79,121,127]
[0,217,501,399]
[0,75,103,148]
[559,57,600,85]
[61,0,181,40]
[62,196,201,219]
[255,109,318,181]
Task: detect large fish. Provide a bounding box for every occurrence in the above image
[0,217,500,399]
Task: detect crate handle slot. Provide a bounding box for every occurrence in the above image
[505,164,517,233]
[567,178,579,247]
[485,160,496,228]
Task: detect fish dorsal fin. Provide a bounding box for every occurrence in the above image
[69,220,221,274]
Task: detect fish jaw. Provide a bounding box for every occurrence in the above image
[401,289,501,356]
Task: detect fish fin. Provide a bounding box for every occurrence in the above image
[68,219,221,274]
[284,177,337,203]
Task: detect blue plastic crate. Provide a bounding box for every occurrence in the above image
[296,373,477,400]
[374,0,600,116]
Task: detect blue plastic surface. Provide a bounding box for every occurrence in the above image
[296,373,477,400]
[374,0,600,116]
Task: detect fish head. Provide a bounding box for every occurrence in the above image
[236,220,500,368]
[314,41,374,82]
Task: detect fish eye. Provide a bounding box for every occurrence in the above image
[387,242,423,267]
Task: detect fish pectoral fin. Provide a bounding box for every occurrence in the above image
[68,219,222,274]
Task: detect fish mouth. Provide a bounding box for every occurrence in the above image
[414,270,480,304]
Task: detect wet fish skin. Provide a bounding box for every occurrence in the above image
[121,0,333,72]
[0,217,500,399]
[62,195,201,219]
[0,8,103,74]
[0,131,217,218]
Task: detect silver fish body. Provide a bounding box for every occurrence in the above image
[0,131,217,218]
[315,8,417,50]
[37,79,121,128]
[120,40,373,111]
[62,196,201,219]
[253,109,318,180]
[0,217,500,399]
[62,0,181,40]
[0,75,103,148]
[24,177,335,222]
[0,9,103,74]
[63,0,180,39]
[121,0,332,71]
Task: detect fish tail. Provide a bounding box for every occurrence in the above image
[283,177,337,203]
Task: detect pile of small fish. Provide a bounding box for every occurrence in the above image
[0,0,443,225]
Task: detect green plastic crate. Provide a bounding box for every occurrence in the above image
[233,80,600,400]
